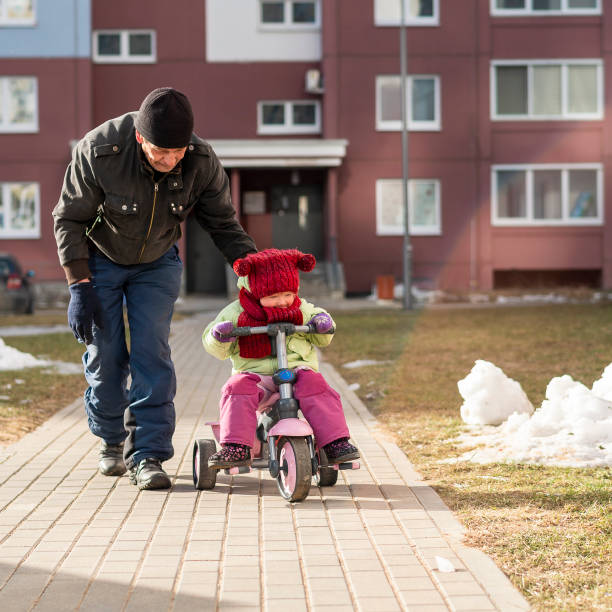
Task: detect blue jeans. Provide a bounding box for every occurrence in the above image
[83,246,183,469]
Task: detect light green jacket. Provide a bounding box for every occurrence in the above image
[202,284,334,375]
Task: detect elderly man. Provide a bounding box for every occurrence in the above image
[53,87,257,490]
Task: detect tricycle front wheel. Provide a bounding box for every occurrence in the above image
[276,436,312,502]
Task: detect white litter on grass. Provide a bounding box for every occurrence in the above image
[451,361,612,467]
[435,556,455,573]
[0,337,81,374]
[342,359,390,369]
[457,360,534,425]
[348,383,360,391]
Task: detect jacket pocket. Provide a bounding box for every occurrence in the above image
[168,200,192,221]
[102,193,141,238]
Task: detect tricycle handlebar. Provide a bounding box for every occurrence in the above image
[219,322,334,339]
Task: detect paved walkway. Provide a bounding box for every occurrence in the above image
[0,313,530,611]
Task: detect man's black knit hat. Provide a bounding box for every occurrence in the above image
[134,87,194,148]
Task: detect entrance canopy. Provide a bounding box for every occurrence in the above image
[206,139,348,168]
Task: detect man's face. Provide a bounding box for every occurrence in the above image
[136,130,187,173]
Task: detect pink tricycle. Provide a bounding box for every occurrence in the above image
[192,322,359,502]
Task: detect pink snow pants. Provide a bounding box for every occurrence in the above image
[218,369,350,448]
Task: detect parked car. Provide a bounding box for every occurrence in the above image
[0,253,35,314]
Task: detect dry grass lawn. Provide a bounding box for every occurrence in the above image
[323,303,612,612]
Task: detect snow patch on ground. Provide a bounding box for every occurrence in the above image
[342,359,390,369]
[0,325,69,337]
[451,360,612,467]
[0,337,81,374]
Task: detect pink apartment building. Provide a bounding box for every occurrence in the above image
[0,0,608,297]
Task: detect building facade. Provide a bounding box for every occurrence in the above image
[0,0,609,295]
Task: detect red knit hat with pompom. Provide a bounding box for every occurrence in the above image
[233,248,316,300]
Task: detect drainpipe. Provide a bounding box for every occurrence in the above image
[326,167,340,292]
[400,0,413,309]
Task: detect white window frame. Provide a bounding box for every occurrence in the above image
[0,182,41,238]
[491,0,601,17]
[257,100,321,134]
[92,30,157,64]
[376,75,441,131]
[491,59,603,121]
[374,0,440,26]
[376,178,442,236]
[258,0,321,30]
[0,76,38,133]
[0,0,36,26]
[491,163,603,226]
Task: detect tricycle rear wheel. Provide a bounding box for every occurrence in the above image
[315,447,339,487]
[193,439,217,490]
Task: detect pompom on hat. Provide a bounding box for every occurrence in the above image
[134,87,194,149]
[233,248,316,300]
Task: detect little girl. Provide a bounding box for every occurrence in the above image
[202,248,359,469]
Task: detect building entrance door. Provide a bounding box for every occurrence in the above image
[185,214,227,294]
[269,185,324,258]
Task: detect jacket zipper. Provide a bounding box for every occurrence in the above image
[138,182,159,263]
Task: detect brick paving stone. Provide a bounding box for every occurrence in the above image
[0,314,530,612]
[266,599,307,612]
[353,598,402,611]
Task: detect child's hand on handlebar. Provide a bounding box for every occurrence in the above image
[211,321,236,342]
[309,313,334,333]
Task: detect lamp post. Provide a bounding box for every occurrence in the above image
[399,0,413,309]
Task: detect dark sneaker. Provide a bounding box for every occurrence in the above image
[99,441,126,476]
[322,438,360,465]
[129,458,171,490]
[208,443,251,469]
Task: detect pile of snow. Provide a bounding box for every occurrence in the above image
[0,337,81,374]
[458,360,534,425]
[0,337,51,370]
[453,361,612,467]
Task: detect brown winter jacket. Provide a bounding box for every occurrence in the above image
[53,112,256,284]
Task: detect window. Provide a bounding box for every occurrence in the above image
[492,164,602,226]
[257,100,320,134]
[0,76,37,133]
[491,60,603,120]
[376,75,441,131]
[0,0,35,26]
[259,0,320,28]
[376,179,441,235]
[0,182,40,238]
[491,0,600,16]
[374,0,439,26]
[92,30,156,63]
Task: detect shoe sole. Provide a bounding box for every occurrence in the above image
[320,451,360,466]
[128,471,171,490]
[208,459,251,470]
[130,474,171,490]
[99,465,127,476]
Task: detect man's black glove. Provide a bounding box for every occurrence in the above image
[67,282,104,344]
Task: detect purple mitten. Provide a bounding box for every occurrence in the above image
[211,321,236,342]
[310,313,334,333]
